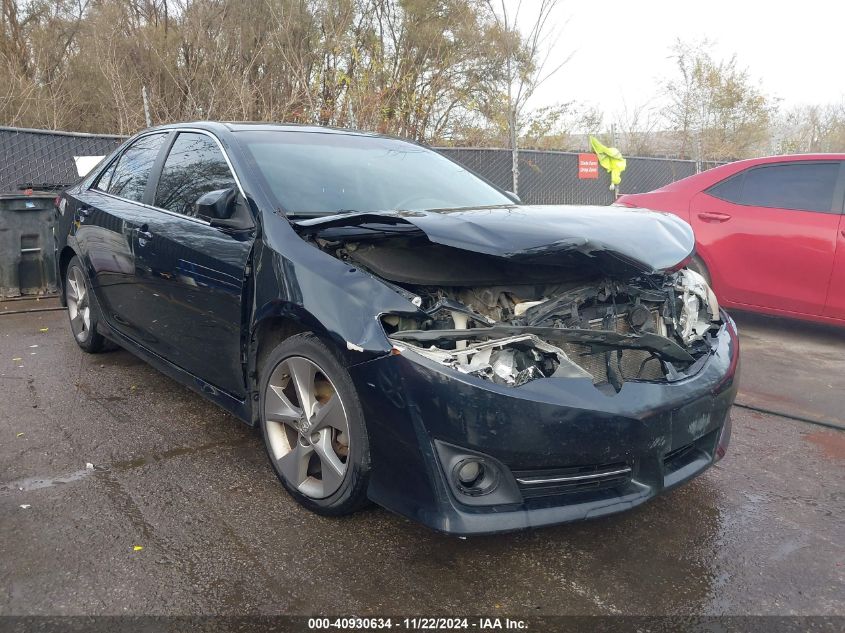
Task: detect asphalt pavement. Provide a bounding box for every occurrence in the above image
[1,301,843,616]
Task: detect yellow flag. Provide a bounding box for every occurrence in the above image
[589,136,627,190]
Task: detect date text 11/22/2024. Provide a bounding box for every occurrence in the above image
[307,617,528,630]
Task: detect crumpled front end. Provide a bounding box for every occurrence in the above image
[348,312,738,535]
[295,205,738,534]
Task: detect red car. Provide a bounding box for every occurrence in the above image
[617,154,845,326]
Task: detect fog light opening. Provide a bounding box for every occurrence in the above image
[457,460,482,486]
[452,458,498,496]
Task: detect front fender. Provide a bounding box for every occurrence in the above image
[250,233,419,366]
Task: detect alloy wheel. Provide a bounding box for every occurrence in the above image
[66,267,91,342]
[264,356,350,499]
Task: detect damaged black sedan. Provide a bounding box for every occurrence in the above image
[55,122,738,535]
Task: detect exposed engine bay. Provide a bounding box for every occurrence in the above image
[379,271,721,392]
[296,210,723,393]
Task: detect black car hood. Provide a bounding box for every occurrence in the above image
[293,205,694,274]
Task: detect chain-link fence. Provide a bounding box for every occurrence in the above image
[437,147,707,205]
[0,126,715,202]
[0,126,125,193]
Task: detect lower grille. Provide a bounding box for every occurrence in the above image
[513,461,632,499]
[560,311,666,385]
[663,428,720,475]
[663,443,696,468]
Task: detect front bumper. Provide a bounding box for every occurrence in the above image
[348,316,739,535]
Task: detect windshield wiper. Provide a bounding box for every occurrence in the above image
[286,209,363,218]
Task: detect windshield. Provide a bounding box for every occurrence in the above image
[236,130,512,216]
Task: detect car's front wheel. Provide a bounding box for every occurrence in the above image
[259,333,371,515]
[65,256,107,353]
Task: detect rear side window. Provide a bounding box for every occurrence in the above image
[93,160,117,192]
[707,172,744,203]
[708,162,841,212]
[154,132,237,217]
[107,133,167,202]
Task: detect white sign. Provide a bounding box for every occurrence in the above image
[73,155,105,177]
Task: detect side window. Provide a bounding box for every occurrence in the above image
[154,132,237,217]
[726,163,839,212]
[107,133,167,202]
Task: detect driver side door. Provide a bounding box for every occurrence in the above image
[131,131,254,397]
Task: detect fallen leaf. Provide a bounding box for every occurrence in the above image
[20,504,31,509]
[12,357,22,361]
[133,545,144,552]
[85,462,94,470]
[16,432,24,438]
[39,328,48,332]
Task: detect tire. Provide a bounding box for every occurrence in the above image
[688,255,712,286]
[65,256,107,353]
[259,332,371,515]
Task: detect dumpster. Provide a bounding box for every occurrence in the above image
[0,193,58,297]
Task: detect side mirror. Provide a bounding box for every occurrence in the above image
[194,188,253,230]
[195,188,236,221]
[505,190,522,204]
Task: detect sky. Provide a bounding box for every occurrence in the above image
[519,0,845,119]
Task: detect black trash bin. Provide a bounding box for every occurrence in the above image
[0,193,58,297]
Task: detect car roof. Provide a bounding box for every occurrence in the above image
[716,153,845,167]
[650,153,845,193]
[144,120,382,138]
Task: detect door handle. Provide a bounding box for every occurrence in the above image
[698,211,732,223]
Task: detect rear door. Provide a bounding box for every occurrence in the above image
[130,131,253,397]
[70,132,168,341]
[690,161,842,315]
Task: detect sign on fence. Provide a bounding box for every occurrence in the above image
[577,153,599,179]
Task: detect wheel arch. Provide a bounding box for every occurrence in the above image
[57,245,79,306]
[247,306,337,426]
[689,251,714,288]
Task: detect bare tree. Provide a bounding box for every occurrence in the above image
[486,0,567,193]
[662,40,775,161]
[519,102,603,150]
[774,103,845,154]
[614,99,660,156]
